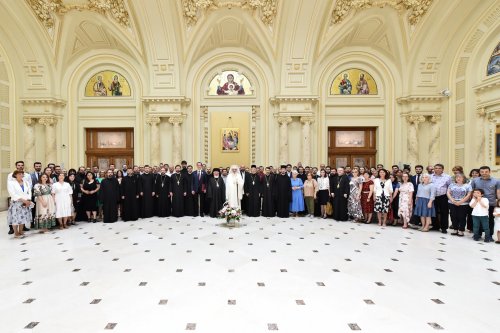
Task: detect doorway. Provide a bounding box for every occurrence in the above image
[328,127,377,168]
[85,128,134,169]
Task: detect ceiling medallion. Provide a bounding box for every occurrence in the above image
[331,0,434,26]
[182,0,277,27]
[26,0,130,30]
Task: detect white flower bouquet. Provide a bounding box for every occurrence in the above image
[218,201,242,225]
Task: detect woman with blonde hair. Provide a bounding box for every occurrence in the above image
[414,174,436,232]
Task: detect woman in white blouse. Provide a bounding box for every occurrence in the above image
[373,169,393,227]
[7,170,33,238]
[316,169,330,218]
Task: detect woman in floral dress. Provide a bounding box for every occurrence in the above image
[347,168,364,221]
[33,173,56,232]
[373,169,393,226]
[398,172,414,229]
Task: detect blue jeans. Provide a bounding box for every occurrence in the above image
[472,215,490,239]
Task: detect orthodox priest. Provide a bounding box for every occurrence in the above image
[139,165,155,218]
[226,165,244,209]
[275,165,292,218]
[331,167,350,221]
[170,165,188,217]
[261,167,276,217]
[121,167,140,221]
[155,167,171,217]
[99,169,120,223]
[206,168,225,218]
[244,165,262,217]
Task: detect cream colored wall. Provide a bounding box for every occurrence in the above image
[0,0,499,190]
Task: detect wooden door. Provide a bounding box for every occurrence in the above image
[328,127,377,168]
[86,128,134,169]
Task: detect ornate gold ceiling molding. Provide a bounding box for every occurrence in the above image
[26,0,131,31]
[331,0,434,26]
[182,0,277,27]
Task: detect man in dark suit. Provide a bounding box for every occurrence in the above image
[192,162,208,216]
[30,162,43,187]
[409,164,424,227]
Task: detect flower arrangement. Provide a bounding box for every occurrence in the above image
[218,201,242,225]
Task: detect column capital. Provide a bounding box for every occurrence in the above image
[146,116,161,125]
[476,107,487,117]
[277,116,292,125]
[38,116,57,126]
[429,115,441,123]
[405,115,425,125]
[168,116,184,125]
[300,116,314,124]
[23,116,36,126]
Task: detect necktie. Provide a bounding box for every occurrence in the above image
[198,171,201,180]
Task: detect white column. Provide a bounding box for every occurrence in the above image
[169,116,184,166]
[476,108,487,164]
[405,115,425,167]
[428,115,441,165]
[277,116,292,164]
[146,116,161,166]
[39,116,58,163]
[23,117,36,168]
[300,116,314,166]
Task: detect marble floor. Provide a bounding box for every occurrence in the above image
[0,211,499,333]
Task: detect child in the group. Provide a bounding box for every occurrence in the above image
[469,189,493,242]
[493,199,500,244]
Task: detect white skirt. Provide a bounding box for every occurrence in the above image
[55,197,72,218]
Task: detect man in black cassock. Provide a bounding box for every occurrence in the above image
[184,165,196,216]
[244,165,262,217]
[206,168,225,218]
[170,165,188,217]
[331,167,350,221]
[100,169,120,223]
[139,165,155,218]
[275,165,292,218]
[155,166,171,217]
[261,167,276,217]
[121,167,140,221]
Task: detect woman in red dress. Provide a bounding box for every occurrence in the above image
[360,171,374,223]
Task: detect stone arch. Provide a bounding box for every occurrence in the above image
[185,48,274,165]
[61,52,145,166]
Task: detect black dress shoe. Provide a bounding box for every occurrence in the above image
[24,227,30,232]
[441,230,447,234]
[8,228,14,235]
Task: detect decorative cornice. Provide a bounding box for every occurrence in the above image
[142,96,191,105]
[396,95,447,104]
[182,0,277,27]
[473,78,500,93]
[21,97,67,107]
[331,0,434,26]
[270,95,319,105]
[429,115,441,123]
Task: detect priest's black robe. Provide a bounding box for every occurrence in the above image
[139,173,155,218]
[331,174,350,221]
[170,173,188,217]
[184,173,196,216]
[206,176,225,218]
[99,177,120,223]
[155,174,171,217]
[275,174,292,218]
[244,173,262,217]
[261,174,276,217]
[121,175,140,221]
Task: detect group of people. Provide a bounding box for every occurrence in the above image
[6,160,500,243]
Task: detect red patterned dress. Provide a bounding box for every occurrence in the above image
[360,179,374,214]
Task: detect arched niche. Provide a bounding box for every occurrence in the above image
[84,70,132,97]
[330,68,378,95]
[486,41,500,77]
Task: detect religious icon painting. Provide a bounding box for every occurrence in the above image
[487,41,500,76]
[330,68,378,95]
[221,128,240,152]
[85,71,131,97]
[208,70,253,96]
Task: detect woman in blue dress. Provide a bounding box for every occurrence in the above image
[290,170,305,217]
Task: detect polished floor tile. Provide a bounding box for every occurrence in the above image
[0,212,499,333]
